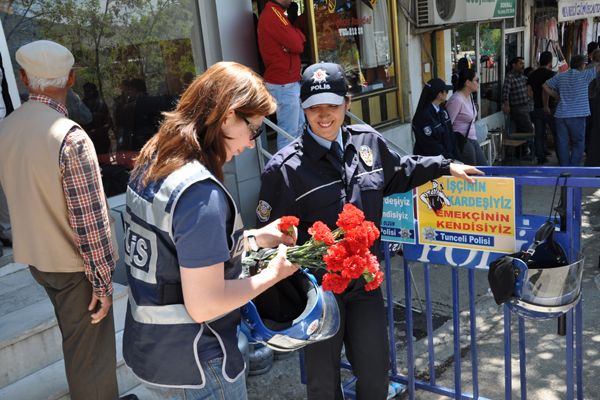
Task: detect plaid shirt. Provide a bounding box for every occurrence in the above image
[30,95,115,297]
[502,71,530,107]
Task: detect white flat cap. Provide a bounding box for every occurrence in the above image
[16,40,74,79]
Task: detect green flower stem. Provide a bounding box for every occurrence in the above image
[249,228,346,273]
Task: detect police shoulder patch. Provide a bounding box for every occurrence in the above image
[423,126,432,136]
[256,200,272,222]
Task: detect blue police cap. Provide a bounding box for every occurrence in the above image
[300,62,348,109]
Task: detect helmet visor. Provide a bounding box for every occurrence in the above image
[306,287,340,342]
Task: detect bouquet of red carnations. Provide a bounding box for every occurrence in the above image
[243,204,384,294]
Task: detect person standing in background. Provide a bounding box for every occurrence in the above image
[503,57,534,135]
[527,51,555,165]
[412,78,456,159]
[258,0,306,150]
[447,69,488,165]
[586,49,600,166]
[0,40,119,399]
[544,55,600,166]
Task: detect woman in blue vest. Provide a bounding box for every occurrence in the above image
[123,62,298,399]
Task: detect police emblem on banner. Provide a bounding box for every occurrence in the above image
[359,145,374,167]
[256,200,272,222]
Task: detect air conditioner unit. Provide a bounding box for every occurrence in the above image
[415,0,466,27]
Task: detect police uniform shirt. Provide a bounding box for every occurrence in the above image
[412,103,455,159]
[257,124,451,266]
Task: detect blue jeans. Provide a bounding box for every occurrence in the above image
[554,117,586,166]
[265,81,305,150]
[142,358,248,400]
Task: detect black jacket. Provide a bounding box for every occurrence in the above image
[412,103,457,159]
[257,124,451,270]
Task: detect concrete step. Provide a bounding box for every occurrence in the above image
[0,266,128,389]
[0,330,140,400]
[0,267,47,317]
[0,246,13,269]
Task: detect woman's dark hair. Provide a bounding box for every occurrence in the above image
[457,68,477,90]
[414,84,439,118]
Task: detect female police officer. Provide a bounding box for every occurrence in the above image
[256,62,483,400]
[412,78,457,159]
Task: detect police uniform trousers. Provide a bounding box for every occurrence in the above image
[304,281,390,400]
[29,266,118,400]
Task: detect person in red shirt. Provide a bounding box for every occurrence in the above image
[258,0,306,150]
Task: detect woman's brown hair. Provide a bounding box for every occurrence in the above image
[131,61,276,185]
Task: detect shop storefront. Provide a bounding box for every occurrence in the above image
[0,0,204,196]
[274,0,404,126]
[533,0,600,69]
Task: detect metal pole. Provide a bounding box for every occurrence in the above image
[566,310,574,400]
[518,316,527,400]
[424,263,436,385]
[451,267,461,398]
[384,244,398,376]
[504,305,512,400]
[404,258,415,399]
[468,269,479,399]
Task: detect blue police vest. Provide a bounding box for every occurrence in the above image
[123,161,246,387]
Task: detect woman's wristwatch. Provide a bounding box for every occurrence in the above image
[245,231,260,252]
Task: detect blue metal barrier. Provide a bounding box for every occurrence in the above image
[386,167,600,400]
[297,167,600,399]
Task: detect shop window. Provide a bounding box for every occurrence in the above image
[312,0,396,96]
[452,21,502,118]
[0,0,201,196]
[479,22,502,117]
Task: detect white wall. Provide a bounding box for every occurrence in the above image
[444,30,453,84]
[408,34,423,119]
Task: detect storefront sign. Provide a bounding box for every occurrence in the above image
[381,192,416,244]
[465,0,516,20]
[558,0,600,21]
[416,177,516,253]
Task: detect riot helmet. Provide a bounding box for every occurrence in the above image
[241,269,340,351]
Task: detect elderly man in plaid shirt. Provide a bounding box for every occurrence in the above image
[503,56,534,136]
[0,41,120,400]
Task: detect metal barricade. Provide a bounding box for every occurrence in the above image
[305,167,599,399]
[384,167,600,400]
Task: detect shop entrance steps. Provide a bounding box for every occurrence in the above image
[0,263,140,399]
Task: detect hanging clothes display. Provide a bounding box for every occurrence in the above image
[534,15,565,71]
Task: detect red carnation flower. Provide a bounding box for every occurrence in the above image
[278,216,299,237]
[308,221,335,245]
[341,254,367,280]
[336,203,365,231]
[364,270,384,292]
[322,273,351,294]
[249,205,383,294]
[323,242,349,272]
[365,253,380,273]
